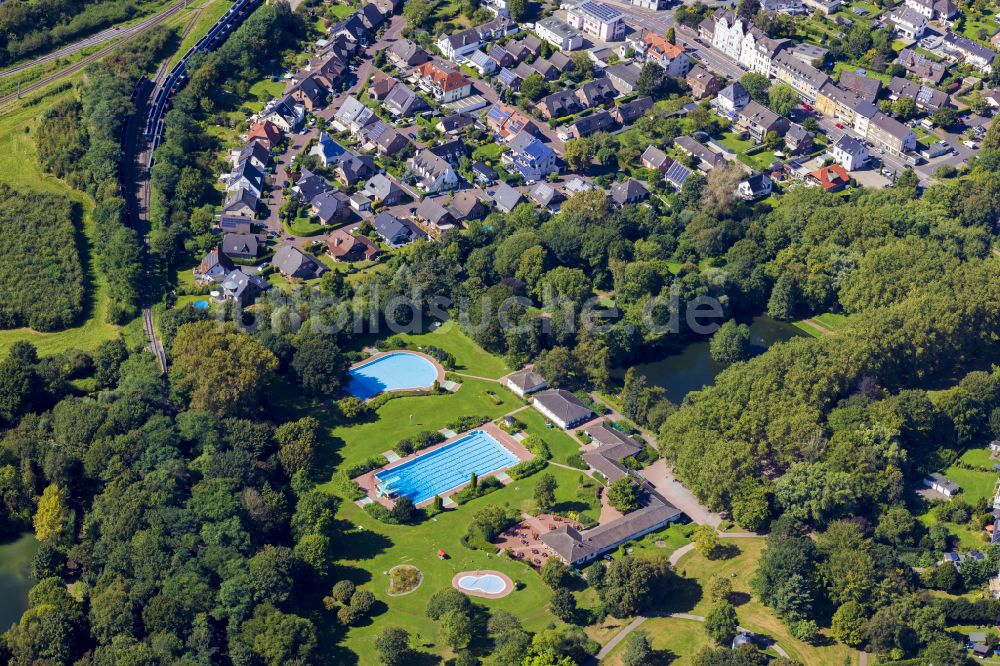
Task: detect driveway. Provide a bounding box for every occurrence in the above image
[641,459,724,527]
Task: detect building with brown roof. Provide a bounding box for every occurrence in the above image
[326,228,382,262]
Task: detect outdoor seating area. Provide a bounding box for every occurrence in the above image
[493,513,579,567]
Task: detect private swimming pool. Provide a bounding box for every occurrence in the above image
[347,351,439,400]
[375,430,519,504]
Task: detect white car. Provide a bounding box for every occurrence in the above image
[257,262,270,272]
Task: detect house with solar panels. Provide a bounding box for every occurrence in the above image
[566,1,626,41]
[505,132,557,182]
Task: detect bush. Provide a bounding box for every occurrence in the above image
[508,457,548,479]
[447,415,490,432]
[565,453,589,470]
[347,455,390,478]
[330,471,367,501]
[453,476,503,504]
[521,436,552,459]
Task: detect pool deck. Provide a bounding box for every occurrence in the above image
[352,422,534,509]
[451,570,514,599]
[348,349,448,402]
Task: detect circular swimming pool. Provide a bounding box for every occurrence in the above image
[193,300,210,310]
[347,351,441,400]
[457,574,507,595]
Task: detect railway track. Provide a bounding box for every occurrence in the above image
[0,0,191,109]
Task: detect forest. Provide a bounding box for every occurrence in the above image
[0,186,84,331]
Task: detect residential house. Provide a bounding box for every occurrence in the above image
[772,50,829,102]
[219,215,252,234]
[383,81,429,117]
[904,0,957,20]
[449,190,489,221]
[416,61,473,102]
[504,40,531,63]
[943,31,996,72]
[472,161,499,185]
[605,62,643,95]
[326,228,381,262]
[373,212,428,247]
[294,169,335,203]
[335,154,378,188]
[736,100,790,142]
[437,113,475,134]
[222,188,258,218]
[549,51,575,75]
[219,270,267,307]
[784,123,814,154]
[465,49,498,75]
[233,140,270,171]
[408,149,459,192]
[413,197,457,232]
[576,77,617,107]
[197,248,235,283]
[886,76,949,111]
[497,66,524,91]
[867,111,917,156]
[532,389,593,429]
[308,51,349,90]
[895,47,947,83]
[358,2,385,31]
[801,0,841,13]
[889,6,928,40]
[363,173,405,205]
[505,369,548,397]
[537,90,583,119]
[483,0,510,17]
[221,233,259,260]
[507,132,558,181]
[367,71,398,100]
[493,182,525,212]
[665,161,692,189]
[227,159,265,197]
[529,181,563,210]
[924,472,960,497]
[713,81,750,116]
[373,125,411,156]
[388,39,430,68]
[814,82,878,130]
[613,96,653,125]
[643,32,691,77]
[610,178,648,206]
[686,66,719,100]
[807,163,850,191]
[535,17,584,50]
[674,136,727,171]
[567,1,626,41]
[334,95,376,133]
[488,44,516,69]
[738,172,773,199]
[838,69,882,102]
[350,192,372,212]
[272,245,326,280]
[289,76,327,110]
[310,190,351,225]
[558,109,615,140]
[310,132,346,167]
[436,16,516,60]
[428,138,467,166]
[531,58,559,80]
[260,95,305,132]
[640,145,673,172]
[246,120,283,150]
[485,102,538,139]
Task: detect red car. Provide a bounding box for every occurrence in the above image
[835,122,844,129]
[802,103,813,111]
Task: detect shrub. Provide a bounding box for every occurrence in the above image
[508,457,548,479]
[565,453,589,470]
[347,455,389,478]
[330,470,367,501]
[447,415,490,432]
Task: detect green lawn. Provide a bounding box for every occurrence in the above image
[326,378,522,470]
[516,407,582,466]
[942,464,997,505]
[602,616,714,665]
[959,447,997,472]
[327,3,355,19]
[670,539,856,666]
[794,312,852,337]
[285,216,329,237]
[716,131,755,155]
[316,463,593,662]
[392,322,511,379]
[0,83,124,358]
[472,142,505,162]
[918,510,989,551]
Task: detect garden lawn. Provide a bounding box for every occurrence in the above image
[516,407,582,466]
[602,616,714,665]
[318,463,590,662]
[943,464,997,505]
[671,539,855,666]
[607,521,696,562]
[0,83,123,357]
[959,447,996,472]
[717,131,754,155]
[393,322,511,379]
[917,510,988,551]
[472,142,505,162]
[327,378,521,469]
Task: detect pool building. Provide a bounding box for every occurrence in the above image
[353,422,533,508]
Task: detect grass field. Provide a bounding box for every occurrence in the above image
[602,616,715,665]
[515,407,582,466]
[670,539,856,665]
[943,464,997,505]
[0,83,125,357]
[392,322,512,379]
[794,312,851,337]
[317,462,595,663]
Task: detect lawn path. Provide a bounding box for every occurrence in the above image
[799,318,836,335]
[453,372,502,383]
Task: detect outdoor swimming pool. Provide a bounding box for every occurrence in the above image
[347,351,439,400]
[375,430,519,504]
[458,574,507,595]
[193,300,210,310]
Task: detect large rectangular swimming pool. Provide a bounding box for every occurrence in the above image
[375,430,519,505]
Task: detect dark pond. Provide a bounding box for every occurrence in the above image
[0,533,37,630]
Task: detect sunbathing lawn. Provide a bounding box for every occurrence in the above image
[515,407,582,466]
[326,378,521,470]
[318,463,592,662]
[670,539,856,666]
[602,616,715,665]
[393,322,511,379]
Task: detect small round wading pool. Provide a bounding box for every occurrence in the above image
[452,571,513,598]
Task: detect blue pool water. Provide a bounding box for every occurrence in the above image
[375,430,519,504]
[347,352,438,399]
[193,300,210,310]
[458,574,507,594]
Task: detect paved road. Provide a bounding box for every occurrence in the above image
[0,0,191,80]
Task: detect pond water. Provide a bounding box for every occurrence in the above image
[628,316,804,404]
[0,533,37,630]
